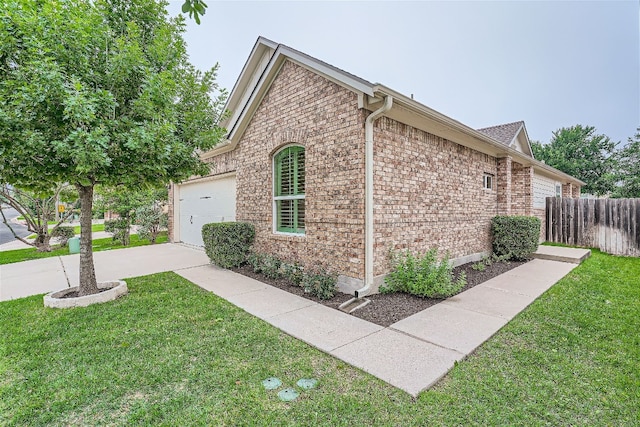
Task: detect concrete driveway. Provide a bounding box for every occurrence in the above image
[0,243,210,301]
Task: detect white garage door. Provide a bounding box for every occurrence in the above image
[177,175,236,247]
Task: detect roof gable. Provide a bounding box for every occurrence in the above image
[218,37,374,144]
[204,37,582,186]
[477,121,534,158]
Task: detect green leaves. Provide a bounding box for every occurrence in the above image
[0,0,226,191]
[381,248,466,298]
[491,215,541,261]
[181,0,208,24]
[534,125,618,196]
[612,127,640,198]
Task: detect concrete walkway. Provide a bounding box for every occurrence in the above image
[178,253,586,396]
[0,244,210,301]
[1,243,590,396]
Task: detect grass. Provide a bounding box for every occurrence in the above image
[0,250,637,426]
[71,223,105,234]
[26,223,106,239]
[0,233,167,265]
[16,217,58,225]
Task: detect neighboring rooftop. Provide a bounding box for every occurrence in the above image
[477,121,525,147]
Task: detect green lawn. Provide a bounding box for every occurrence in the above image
[71,223,105,234]
[26,223,105,239]
[0,251,637,426]
[0,233,167,265]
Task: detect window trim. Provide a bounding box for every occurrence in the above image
[483,173,494,190]
[272,145,306,235]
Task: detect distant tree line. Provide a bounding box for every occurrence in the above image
[531,125,640,198]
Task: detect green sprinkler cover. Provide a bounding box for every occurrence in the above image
[262,377,282,390]
[277,388,299,402]
[296,378,318,390]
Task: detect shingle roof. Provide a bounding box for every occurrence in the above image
[476,121,524,146]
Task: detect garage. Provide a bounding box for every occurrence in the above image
[175,174,236,247]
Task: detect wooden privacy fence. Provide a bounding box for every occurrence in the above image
[546,197,640,256]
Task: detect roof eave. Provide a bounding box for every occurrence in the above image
[203,43,375,159]
[372,85,585,186]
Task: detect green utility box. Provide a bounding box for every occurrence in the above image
[68,237,80,254]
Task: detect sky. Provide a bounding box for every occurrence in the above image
[166,1,639,146]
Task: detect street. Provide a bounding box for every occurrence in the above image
[0,207,30,245]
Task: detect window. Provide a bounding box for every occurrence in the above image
[274,146,305,234]
[483,173,494,190]
[555,183,562,197]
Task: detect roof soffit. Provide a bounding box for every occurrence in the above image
[204,39,375,158]
[202,39,583,186]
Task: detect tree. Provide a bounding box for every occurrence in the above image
[0,0,226,296]
[532,125,618,196]
[612,127,640,198]
[96,185,166,245]
[0,184,77,252]
[135,201,168,244]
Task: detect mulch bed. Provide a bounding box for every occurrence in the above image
[231,259,526,327]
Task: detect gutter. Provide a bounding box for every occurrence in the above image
[339,95,393,310]
[373,85,586,186]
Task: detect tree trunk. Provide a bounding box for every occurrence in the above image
[34,233,52,252]
[77,184,98,296]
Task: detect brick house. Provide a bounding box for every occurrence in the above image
[169,37,583,295]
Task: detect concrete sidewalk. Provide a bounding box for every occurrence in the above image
[0,244,210,301]
[1,242,589,396]
[178,249,588,396]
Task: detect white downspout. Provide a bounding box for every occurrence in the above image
[356,95,393,298]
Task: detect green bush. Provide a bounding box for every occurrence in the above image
[471,253,511,271]
[282,262,304,286]
[202,222,255,269]
[104,218,131,246]
[247,252,282,279]
[302,268,337,300]
[247,252,265,274]
[135,204,167,244]
[51,226,75,247]
[380,249,466,298]
[491,215,541,260]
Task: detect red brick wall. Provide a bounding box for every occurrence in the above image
[172,58,571,286]
[511,163,534,216]
[372,117,499,276]
[194,60,367,280]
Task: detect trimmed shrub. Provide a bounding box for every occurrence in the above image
[51,226,75,247]
[380,249,466,298]
[104,218,131,246]
[282,262,304,286]
[247,252,265,274]
[302,268,337,300]
[247,252,282,279]
[202,222,255,269]
[491,215,541,260]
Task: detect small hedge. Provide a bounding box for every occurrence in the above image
[380,248,466,298]
[51,226,75,247]
[491,215,541,260]
[202,222,255,268]
[302,268,337,300]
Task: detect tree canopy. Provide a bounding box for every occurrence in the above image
[531,125,617,196]
[0,0,226,295]
[612,127,640,198]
